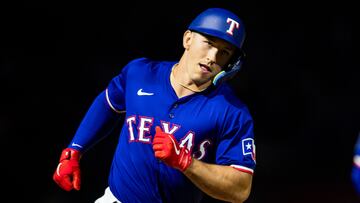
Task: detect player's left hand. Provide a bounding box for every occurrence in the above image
[152,126,192,172]
[53,148,81,191]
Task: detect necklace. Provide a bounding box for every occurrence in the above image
[170,64,209,93]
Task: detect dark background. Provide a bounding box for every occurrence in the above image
[1,0,359,202]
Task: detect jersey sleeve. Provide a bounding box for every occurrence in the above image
[106,58,146,113]
[106,75,126,113]
[215,109,256,175]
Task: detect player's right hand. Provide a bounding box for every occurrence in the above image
[53,148,81,191]
[152,126,192,172]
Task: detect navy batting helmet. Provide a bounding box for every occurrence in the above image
[188,8,246,85]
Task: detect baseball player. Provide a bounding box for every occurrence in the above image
[53,7,256,203]
[352,133,360,195]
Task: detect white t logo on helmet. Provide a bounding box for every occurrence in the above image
[226,17,240,36]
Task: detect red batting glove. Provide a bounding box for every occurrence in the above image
[152,126,192,172]
[53,148,81,191]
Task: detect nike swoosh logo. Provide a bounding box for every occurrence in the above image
[137,88,154,96]
[168,135,180,155]
[71,142,83,148]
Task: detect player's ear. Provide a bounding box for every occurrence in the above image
[183,30,193,50]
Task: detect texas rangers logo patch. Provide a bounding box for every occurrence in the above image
[242,138,256,162]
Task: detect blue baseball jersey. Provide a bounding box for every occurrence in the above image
[105,57,255,203]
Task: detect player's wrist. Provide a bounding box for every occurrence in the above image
[182,156,196,175]
[177,147,193,172]
[60,148,81,162]
[181,156,193,172]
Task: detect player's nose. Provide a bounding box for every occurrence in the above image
[206,48,218,64]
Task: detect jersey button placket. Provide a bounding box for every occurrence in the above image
[169,103,178,119]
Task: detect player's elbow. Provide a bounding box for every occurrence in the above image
[232,184,251,203]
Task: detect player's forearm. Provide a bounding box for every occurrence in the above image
[183,159,252,203]
[68,90,121,152]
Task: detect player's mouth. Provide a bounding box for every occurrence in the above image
[199,64,212,73]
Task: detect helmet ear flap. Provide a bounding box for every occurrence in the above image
[213,50,246,86]
[224,49,246,71]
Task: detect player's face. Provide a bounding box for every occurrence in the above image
[183,31,236,84]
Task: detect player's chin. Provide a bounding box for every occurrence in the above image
[192,77,211,85]
[201,74,217,84]
[194,71,214,80]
